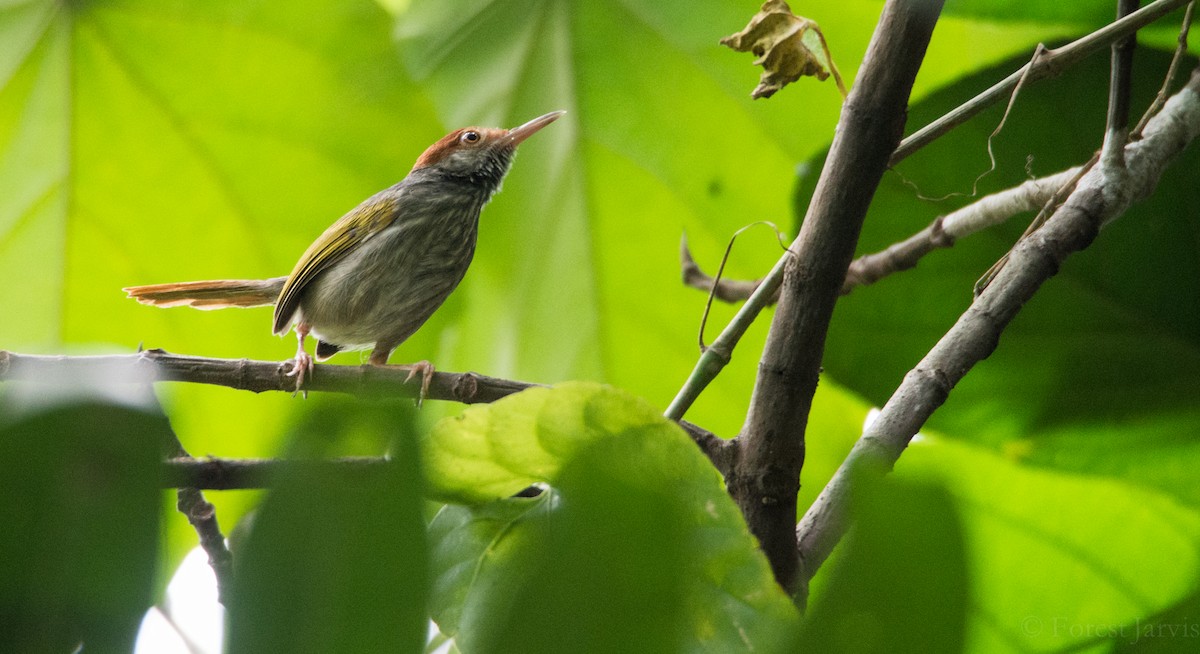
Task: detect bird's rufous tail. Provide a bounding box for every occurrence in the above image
[123,277,287,309]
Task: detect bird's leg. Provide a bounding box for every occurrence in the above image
[287,322,314,395]
[368,349,433,407]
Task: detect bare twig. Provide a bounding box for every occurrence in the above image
[1132,1,1195,137]
[692,223,789,351]
[890,0,1191,166]
[974,157,1097,294]
[978,2,1191,294]
[796,64,1200,585]
[165,434,235,605]
[681,236,763,302]
[682,166,1080,302]
[1102,0,1141,166]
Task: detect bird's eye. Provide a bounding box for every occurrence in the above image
[461,131,481,144]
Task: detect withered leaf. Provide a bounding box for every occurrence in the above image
[720,0,847,100]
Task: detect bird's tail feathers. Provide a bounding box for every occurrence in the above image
[123,277,287,310]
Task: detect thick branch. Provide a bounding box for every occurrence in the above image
[731,0,944,596]
[796,65,1200,583]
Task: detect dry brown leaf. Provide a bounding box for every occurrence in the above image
[720,0,847,100]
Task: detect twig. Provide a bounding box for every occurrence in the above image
[162,456,391,490]
[664,253,788,420]
[680,236,762,302]
[796,63,1200,585]
[692,223,790,351]
[890,0,1191,166]
[165,434,235,605]
[0,349,731,473]
[681,167,1080,302]
[977,2,1191,294]
[974,158,1097,294]
[1102,0,1140,166]
[1132,1,1194,138]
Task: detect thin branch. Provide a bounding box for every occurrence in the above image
[162,456,391,490]
[680,235,762,302]
[978,1,1191,293]
[729,0,945,596]
[974,158,1097,294]
[165,431,235,605]
[890,0,1191,166]
[0,349,534,403]
[796,63,1200,585]
[0,349,731,473]
[1132,1,1195,137]
[681,166,1080,302]
[1102,0,1140,165]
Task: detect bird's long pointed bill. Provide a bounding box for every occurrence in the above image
[506,110,566,146]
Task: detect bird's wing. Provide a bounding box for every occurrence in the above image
[272,191,401,334]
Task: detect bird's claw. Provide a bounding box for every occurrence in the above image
[402,360,435,407]
[286,351,314,398]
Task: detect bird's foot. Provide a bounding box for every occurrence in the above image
[286,350,314,397]
[403,360,435,407]
[368,359,434,407]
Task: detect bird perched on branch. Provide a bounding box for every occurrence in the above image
[125,111,565,400]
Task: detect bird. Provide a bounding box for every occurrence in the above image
[124,110,566,401]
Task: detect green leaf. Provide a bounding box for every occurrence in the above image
[425,383,799,653]
[0,401,165,653]
[427,496,553,647]
[797,474,968,653]
[1021,408,1200,511]
[480,435,694,654]
[226,407,428,654]
[893,437,1200,651]
[943,0,1117,26]
[424,383,678,503]
[1112,585,1200,652]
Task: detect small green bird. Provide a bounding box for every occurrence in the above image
[125,111,565,399]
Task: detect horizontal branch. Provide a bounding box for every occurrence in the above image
[0,349,732,474]
[162,456,389,490]
[0,349,532,404]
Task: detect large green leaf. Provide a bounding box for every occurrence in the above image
[893,437,1200,652]
[797,474,969,653]
[0,401,165,653]
[226,405,428,654]
[424,383,799,653]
